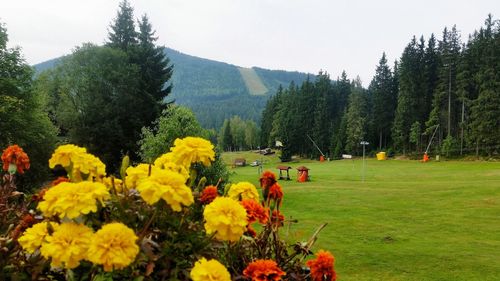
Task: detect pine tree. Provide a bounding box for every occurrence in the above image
[424,34,439,121]
[107,0,137,50]
[427,26,462,143]
[136,14,173,106]
[332,109,348,158]
[222,119,233,151]
[260,86,283,147]
[468,15,500,156]
[335,71,351,121]
[392,37,420,153]
[370,52,396,150]
[297,77,316,156]
[312,72,332,157]
[345,77,368,155]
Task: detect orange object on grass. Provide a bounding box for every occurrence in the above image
[297,166,310,182]
[298,172,307,182]
[423,153,429,162]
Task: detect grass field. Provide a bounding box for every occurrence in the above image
[222,152,500,281]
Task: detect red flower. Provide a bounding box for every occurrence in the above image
[241,199,269,224]
[243,259,286,281]
[306,250,337,281]
[200,185,218,204]
[271,210,285,227]
[268,183,283,202]
[259,171,276,188]
[1,145,30,174]
[51,176,70,186]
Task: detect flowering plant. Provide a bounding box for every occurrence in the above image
[1,138,336,280]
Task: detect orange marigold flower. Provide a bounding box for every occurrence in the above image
[243,259,286,281]
[241,199,268,224]
[200,185,218,204]
[267,183,283,202]
[31,188,48,202]
[51,176,70,186]
[271,210,285,227]
[1,145,30,174]
[259,171,276,188]
[12,214,37,240]
[306,250,337,281]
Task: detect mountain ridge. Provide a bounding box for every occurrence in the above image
[33,46,313,128]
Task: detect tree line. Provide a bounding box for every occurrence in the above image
[260,15,500,160]
[218,116,260,151]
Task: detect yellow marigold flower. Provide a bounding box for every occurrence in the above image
[190,258,231,281]
[228,182,260,201]
[154,153,189,180]
[125,164,151,189]
[87,222,139,272]
[72,152,106,178]
[37,181,110,219]
[169,137,215,168]
[137,169,194,211]
[153,152,175,166]
[48,144,87,169]
[40,222,93,269]
[48,144,106,180]
[18,222,59,254]
[103,176,124,192]
[204,197,248,242]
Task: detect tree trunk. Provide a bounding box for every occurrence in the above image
[476,140,479,158]
[379,131,383,151]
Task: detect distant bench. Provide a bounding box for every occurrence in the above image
[233,158,246,167]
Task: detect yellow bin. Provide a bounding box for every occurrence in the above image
[376,152,386,160]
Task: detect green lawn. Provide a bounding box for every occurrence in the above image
[222,152,500,281]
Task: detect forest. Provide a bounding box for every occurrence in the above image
[254,15,499,160]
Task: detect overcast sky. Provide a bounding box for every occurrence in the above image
[1,0,498,85]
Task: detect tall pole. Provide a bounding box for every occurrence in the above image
[360,141,369,182]
[460,99,465,155]
[448,66,451,137]
[362,144,365,182]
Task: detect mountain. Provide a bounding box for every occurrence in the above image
[33,47,313,129]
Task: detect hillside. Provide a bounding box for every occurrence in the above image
[34,47,312,128]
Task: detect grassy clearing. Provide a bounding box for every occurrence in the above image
[238,67,268,95]
[222,151,500,281]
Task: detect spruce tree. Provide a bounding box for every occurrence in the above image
[312,72,332,157]
[260,86,283,147]
[107,0,138,50]
[370,52,396,150]
[332,109,348,158]
[427,26,461,143]
[137,14,173,106]
[392,37,420,153]
[468,15,500,156]
[222,119,233,151]
[345,77,368,155]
